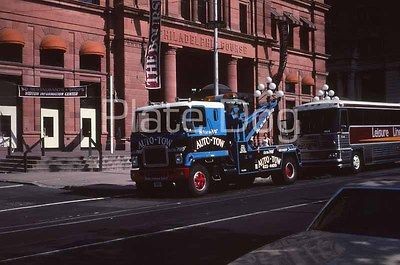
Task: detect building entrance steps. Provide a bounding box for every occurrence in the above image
[0,170,133,189]
[0,152,131,173]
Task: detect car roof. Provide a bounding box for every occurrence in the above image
[342,179,400,190]
[229,230,400,265]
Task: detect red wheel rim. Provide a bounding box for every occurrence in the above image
[194,171,206,191]
[285,163,295,179]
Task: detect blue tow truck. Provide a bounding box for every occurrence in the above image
[130,88,300,196]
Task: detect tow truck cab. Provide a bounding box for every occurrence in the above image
[131,100,226,182]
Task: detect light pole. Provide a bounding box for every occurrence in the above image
[213,0,219,96]
[110,75,114,154]
[254,77,284,144]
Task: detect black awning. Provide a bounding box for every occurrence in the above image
[300,17,317,30]
[283,12,302,26]
[271,8,286,21]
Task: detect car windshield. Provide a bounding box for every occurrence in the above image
[298,109,339,134]
[310,188,400,239]
[134,107,205,133]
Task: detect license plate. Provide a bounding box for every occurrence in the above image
[153,182,162,188]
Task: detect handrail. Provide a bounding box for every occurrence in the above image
[7,137,11,156]
[1,137,13,156]
[23,137,45,173]
[88,131,102,171]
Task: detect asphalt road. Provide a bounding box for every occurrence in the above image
[0,165,399,265]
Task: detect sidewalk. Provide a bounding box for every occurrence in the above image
[0,170,134,189]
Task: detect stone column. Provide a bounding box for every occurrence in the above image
[63,74,80,151]
[208,0,214,22]
[169,0,183,19]
[224,0,230,29]
[336,72,344,97]
[101,76,108,149]
[21,71,41,149]
[192,0,199,22]
[227,57,238,92]
[164,46,178,103]
[347,71,356,100]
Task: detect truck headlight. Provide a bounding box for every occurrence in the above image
[175,153,183,165]
[131,156,139,167]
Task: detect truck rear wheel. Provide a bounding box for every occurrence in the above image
[187,164,210,197]
[272,156,298,185]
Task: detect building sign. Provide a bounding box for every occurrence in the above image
[18,85,87,98]
[161,28,255,58]
[145,0,162,89]
[349,126,400,144]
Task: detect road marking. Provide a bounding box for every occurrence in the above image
[0,200,326,263]
[0,197,108,214]
[0,178,339,235]
[0,201,183,235]
[0,184,23,189]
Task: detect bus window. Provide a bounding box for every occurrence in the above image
[348,109,364,126]
[299,109,339,134]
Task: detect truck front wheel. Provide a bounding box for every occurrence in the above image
[272,156,298,185]
[187,164,210,197]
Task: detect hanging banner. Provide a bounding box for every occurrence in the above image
[18,85,88,98]
[145,0,162,89]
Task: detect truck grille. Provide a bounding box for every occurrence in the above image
[143,146,169,167]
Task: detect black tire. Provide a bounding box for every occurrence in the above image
[350,152,363,174]
[187,164,210,197]
[272,156,298,185]
[235,176,256,187]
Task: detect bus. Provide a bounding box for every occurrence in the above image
[295,100,400,173]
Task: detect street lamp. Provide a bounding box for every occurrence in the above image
[256,77,284,102]
[268,83,277,91]
[312,84,340,102]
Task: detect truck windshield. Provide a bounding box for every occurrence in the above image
[134,107,205,133]
[298,109,339,134]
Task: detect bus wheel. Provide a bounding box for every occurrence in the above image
[272,156,298,185]
[188,164,210,197]
[351,152,363,174]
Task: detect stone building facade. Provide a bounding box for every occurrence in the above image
[326,0,400,102]
[0,0,329,152]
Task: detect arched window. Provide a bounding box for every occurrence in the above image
[40,35,67,67]
[0,28,24,63]
[285,73,298,93]
[301,75,315,95]
[80,41,105,71]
